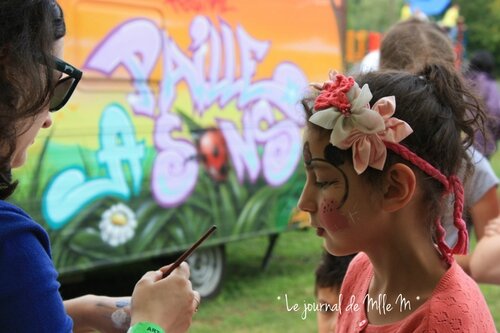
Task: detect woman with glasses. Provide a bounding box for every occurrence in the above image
[0,1,199,332]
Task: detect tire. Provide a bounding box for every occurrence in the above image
[187,245,225,299]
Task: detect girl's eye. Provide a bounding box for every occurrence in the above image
[315,181,336,189]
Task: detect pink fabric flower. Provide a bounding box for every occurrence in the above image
[338,96,413,174]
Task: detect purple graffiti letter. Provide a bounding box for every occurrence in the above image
[85,19,162,117]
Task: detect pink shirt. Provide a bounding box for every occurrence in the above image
[336,253,496,332]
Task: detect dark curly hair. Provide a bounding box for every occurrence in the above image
[315,251,355,295]
[0,0,66,199]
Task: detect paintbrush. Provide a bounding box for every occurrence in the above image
[162,225,217,278]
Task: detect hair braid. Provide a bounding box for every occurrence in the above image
[385,142,468,264]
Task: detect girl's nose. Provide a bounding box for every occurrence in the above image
[297,186,316,213]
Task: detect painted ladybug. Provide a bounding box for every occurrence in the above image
[196,128,229,182]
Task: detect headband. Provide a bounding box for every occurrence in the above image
[308,72,467,264]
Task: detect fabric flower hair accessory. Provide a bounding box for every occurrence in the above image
[309,72,413,174]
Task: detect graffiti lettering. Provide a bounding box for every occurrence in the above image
[85,19,162,117]
[69,16,307,209]
[43,104,144,229]
[160,16,306,125]
[152,113,198,206]
[248,101,302,186]
[219,101,301,185]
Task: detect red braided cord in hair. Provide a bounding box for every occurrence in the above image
[448,175,468,255]
[435,218,453,264]
[384,142,469,264]
[384,142,449,188]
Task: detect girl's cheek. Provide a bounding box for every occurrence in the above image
[320,199,349,233]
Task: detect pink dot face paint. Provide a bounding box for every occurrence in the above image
[320,199,350,233]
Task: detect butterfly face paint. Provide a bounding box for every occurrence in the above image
[305,143,350,208]
[322,144,349,208]
[303,142,352,233]
[303,142,313,165]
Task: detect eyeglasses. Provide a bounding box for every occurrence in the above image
[49,57,83,112]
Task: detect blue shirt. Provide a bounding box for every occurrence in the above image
[0,200,73,332]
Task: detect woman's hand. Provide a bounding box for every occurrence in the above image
[65,295,131,333]
[130,261,199,333]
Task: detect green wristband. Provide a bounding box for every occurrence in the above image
[127,322,165,333]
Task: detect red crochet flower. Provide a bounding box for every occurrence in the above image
[314,74,355,114]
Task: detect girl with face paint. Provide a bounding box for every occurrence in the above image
[304,144,349,230]
[300,140,379,254]
[298,67,496,332]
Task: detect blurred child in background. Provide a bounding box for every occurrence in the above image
[314,252,354,333]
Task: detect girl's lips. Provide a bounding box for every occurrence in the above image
[316,228,325,237]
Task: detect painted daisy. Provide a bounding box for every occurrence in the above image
[99,203,138,247]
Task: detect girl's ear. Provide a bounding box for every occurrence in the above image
[381,163,416,212]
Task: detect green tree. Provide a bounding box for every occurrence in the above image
[455,0,500,72]
[347,0,404,31]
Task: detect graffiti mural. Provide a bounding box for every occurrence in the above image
[11,0,343,274]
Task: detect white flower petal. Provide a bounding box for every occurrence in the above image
[309,109,339,129]
[346,81,361,101]
[351,84,372,111]
[99,203,137,247]
[331,117,353,145]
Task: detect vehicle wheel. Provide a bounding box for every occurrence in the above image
[187,245,225,299]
